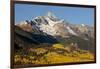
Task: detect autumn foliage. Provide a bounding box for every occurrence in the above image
[14,43,94,65]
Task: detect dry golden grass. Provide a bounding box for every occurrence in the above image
[14,44,95,65]
[53,44,64,49]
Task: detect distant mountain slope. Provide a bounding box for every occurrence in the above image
[56,35,95,53]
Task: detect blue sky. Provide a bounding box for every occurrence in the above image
[15,4,94,25]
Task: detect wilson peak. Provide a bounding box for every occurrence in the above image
[16,11,94,39]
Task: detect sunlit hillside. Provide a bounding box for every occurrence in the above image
[14,43,94,65]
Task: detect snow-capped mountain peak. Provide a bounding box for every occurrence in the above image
[16,12,94,39]
[47,11,57,19]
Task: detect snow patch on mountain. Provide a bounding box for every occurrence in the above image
[66,26,78,36]
[81,24,85,27]
[19,21,28,26]
[39,24,56,36]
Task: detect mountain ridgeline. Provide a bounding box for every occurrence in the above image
[15,11,94,53]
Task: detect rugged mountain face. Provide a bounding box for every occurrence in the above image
[16,11,94,39]
[15,11,94,52]
[15,25,58,49]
